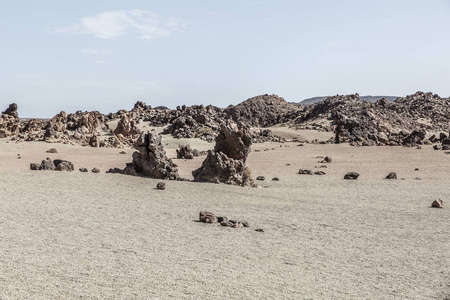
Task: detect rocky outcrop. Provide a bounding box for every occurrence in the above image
[114,114,140,138]
[290,92,450,146]
[192,122,255,186]
[125,130,179,179]
[0,103,20,138]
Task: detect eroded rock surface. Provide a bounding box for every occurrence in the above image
[192,123,255,186]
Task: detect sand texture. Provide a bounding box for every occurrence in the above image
[0,133,449,299]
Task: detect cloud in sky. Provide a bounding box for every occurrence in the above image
[81,48,112,55]
[53,10,184,40]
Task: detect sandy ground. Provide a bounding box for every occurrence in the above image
[0,129,449,299]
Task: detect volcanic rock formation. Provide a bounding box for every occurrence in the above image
[126,130,179,179]
[192,122,255,186]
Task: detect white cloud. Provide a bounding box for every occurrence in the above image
[81,49,112,55]
[53,10,184,40]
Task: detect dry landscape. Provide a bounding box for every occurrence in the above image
[0,94,449,299]
[0,126,449,299]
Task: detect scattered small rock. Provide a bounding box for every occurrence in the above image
[344,172,359,180]
[431,199,443,208]
[240,220,250,227]
[320,156,332,163]
[91,168,100,173]
[414,168,419,171]
[199,211,217,223]
[314,171,326,175]
[119,150,127,154]
[79,167,88,172]
[256,176,265,181]
[298,169,313,175]
[255,228,264,232]
[30,163,41,170]
[385,172,397,179]
[46,148,58,153]
[156,182,166,190]
[272,177,279,181]
[217,216,227,223]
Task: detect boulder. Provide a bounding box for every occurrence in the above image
[30,163,41,170]
[114,115,139,137]
[40,158,55,170]
[2,103,18,118]
[431,199,443,208]
[199,211,217,223]
[176,144,194,159]
[385,172,397,179]
[156,182,166,190]
[54,160,74,171]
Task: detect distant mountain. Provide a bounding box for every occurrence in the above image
[295,95,398,106]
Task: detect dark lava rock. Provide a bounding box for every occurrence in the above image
[298,169,313,175]
[385,172,397,179]
[431,199,443,208]
[199,211,217,223]
[156,182,166,190]
[344,172,359,180]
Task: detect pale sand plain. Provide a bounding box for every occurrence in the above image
[0,128,449,299]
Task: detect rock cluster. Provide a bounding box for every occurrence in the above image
[30,158,74,171]
[12,109,121,148]
[199,211,250,228]
[192,122,255,186]
[290,92,450,146]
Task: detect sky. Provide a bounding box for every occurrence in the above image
[1,0,450,117]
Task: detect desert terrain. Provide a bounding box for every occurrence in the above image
[0,127,449,299]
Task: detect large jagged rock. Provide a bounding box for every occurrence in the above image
[192,122,255,186]
[0,103,20,138]
[114,114,139,137]
[130,130,179,179]
[2,103,18,118]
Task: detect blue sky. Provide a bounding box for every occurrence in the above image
[1,0,450,117]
